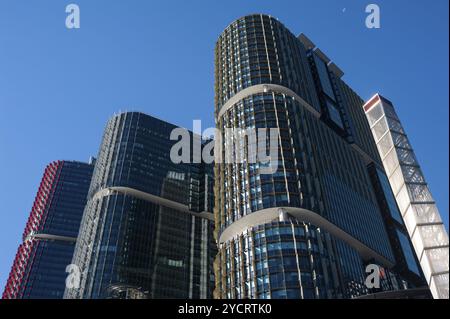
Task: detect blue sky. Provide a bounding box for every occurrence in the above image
[0,0,448,290]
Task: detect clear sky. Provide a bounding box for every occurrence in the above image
[0,0,448,290]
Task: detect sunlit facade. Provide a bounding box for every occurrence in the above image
[213,14,429,299]
[364,94,449,299]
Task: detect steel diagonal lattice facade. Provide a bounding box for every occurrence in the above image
[364,94,449,299]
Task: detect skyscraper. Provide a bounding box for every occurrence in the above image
[65,112,215,299]
[2,160,94,299]
[364,94,449,299]
[213,14,429,299]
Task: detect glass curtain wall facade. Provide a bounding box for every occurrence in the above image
[2,161,94,299]
[64,112,215,299]
[214,14,428,299]
[364,94,449,299]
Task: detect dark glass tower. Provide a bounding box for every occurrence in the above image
[65,112,215,299]
[214,14,429,299]
[2,161,94,299]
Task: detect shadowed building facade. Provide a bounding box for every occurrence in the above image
[64,112,215,299]
[2,160,94,299]
[213,14,429,299]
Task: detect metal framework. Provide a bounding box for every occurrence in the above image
[364,94,449,299]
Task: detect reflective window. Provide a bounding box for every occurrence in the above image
[376,168,403,224]
[397,229,420,275]
[313,54,335,101]
[326,100,344,129]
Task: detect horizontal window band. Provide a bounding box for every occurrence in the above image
[216,84,378,165]
[24,233,77,243]
[92,186,214,221]
[218,206,394,268]
[217,84,321,119]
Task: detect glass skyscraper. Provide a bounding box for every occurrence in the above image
[213,14,429,299]
[364,94,449,299]
[2,160,94,299]
[65,112,215,299]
